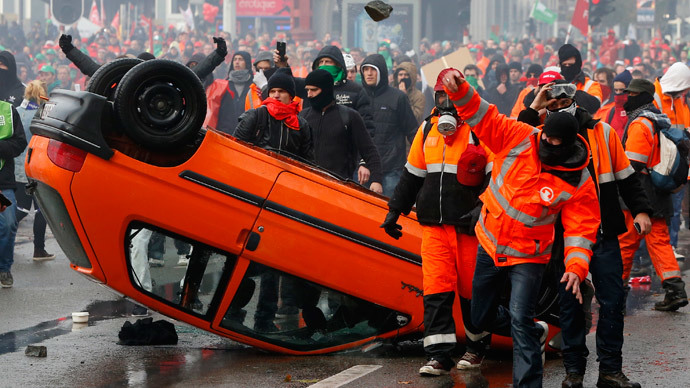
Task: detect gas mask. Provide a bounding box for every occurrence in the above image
[435,92,459,136]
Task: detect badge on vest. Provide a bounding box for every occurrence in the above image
[539,186,555,204]
[0,115,4,127]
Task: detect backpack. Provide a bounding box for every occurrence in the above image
[646,117,690,193]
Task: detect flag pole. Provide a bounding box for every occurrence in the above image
[565,24,572,44]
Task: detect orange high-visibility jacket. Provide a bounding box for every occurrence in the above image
[624,116,661,169]
[244,83,263,111]
[447,81,600,281]
[510,86,534,118]
[653,79,690,131]
[576,76,603,104]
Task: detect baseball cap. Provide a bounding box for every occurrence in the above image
[538,70,563,85]
[39,64,56,74]
[457,144,487,187]
[632,56,642,65]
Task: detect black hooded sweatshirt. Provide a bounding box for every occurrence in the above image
[292,46,376,137]
[0,51,26,107]
[484,64,520,116]
[360,54,417,174]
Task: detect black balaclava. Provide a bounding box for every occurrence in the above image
[539,111,579,166]
[558,44,582,83]
[305,69,335,111]
[623,92,654,113]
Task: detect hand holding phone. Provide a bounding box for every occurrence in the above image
[634,222,642,234]
[0,192,12,208]
[276,41,286,62]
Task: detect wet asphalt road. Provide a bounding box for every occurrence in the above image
[1,216,690,388]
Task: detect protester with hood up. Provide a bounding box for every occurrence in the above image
[393,62,425,124]
[360,53,417,197]
[0,51,25,107]
[483,53,506,90]
[484,63,520,115]
[300,69,382,193]
[558,43,603,107]
[595,70,632,138]
[653,62,690,264]
[518,78,650,388]
[510,63,544,118]
[618,78,688,314]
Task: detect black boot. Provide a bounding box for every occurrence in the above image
[562,372,584,388]
[654,277,689,311]
[596,371,640,388]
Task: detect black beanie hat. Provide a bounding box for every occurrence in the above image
[558,44,582,67]
[305,69,334,95]
[267,67,296,97]
[526,63,543,77]
[543,112,579,146]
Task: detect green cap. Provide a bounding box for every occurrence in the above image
[625,78,655,95]
[46,48,57,55]
[39,64,56,74]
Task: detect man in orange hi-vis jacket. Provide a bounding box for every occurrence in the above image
[381,68,492,376]
[442,70,601,388]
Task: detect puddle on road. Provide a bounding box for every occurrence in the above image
[0,299,138,356]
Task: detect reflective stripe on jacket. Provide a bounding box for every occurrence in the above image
[624,116,660,168]
[588,121,636,185]
[447,81,600,281]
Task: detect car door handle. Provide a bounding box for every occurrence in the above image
[245,231,261,251]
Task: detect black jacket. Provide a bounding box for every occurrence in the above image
[360,54,418,174]
[235,105,314,161]
[484,64,520,116]
[518,106,653,235]
[64,46,101,77]
[300,102,382,183]
[0,51,25,107]
[0,105,28,189]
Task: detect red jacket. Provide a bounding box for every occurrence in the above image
[447,81,600,281]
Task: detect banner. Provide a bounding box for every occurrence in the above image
[637,0,655,25]
[571,0,589,36]
[530,1,557,25]
[89,0,101,26]
[236,0,293,17]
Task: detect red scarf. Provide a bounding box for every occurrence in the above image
[262,97,301,130]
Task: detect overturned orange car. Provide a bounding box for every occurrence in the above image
[24,59,561,354]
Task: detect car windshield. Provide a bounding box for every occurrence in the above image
[220,262,409,351]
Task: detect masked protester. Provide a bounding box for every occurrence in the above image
[595,70,632,138]
[558,44,603,112]
[510,63,543,118]
[381,68,492,376]
[300,69,383,194]
[518,78,651,388]
[0,51,25,107]
[619,78,689,313]
[442,69,601,388]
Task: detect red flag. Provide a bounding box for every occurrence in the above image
[111,11,120,36]
[140,14,151,28]
[89,0,101,26]
[571,0,589,36]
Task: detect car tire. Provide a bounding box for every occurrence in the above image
[113,59,207,149]
[86,58,143,100]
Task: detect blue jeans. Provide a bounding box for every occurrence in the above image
[0,189,19,272]
[381,169,402,198]
[670,185,685,247]
[471,246,546,388]
[556,232,624,374]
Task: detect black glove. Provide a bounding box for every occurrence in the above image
[59,34,75,53]
[380,211,402,240]
[213,37,227,57]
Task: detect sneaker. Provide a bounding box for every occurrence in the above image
[596,371,641,388]
[457,351,483,369]
[537,321,549,365]
[131,305,149,317]
[0,271,13,288]
[148,258,165,267]
[673,247,685,261]
[33,249,55,262]
[176,255,189,266]
[562,372,584,388]
[419,359,451,376]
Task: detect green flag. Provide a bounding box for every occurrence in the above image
[530,1,557,24]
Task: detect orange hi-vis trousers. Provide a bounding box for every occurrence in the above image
[618,210,683,283]
[421,224,478,299]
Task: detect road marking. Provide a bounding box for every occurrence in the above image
[309,365,382,387]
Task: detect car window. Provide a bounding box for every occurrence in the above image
[220,262,410,351]
[126,224,236,317]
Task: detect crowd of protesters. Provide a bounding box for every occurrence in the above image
[2,16,690,388]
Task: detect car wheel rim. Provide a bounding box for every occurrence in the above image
[136,82,185,129]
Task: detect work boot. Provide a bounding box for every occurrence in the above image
[562,372,584,388]
[654,278,689,311]
[596,371,640,388]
